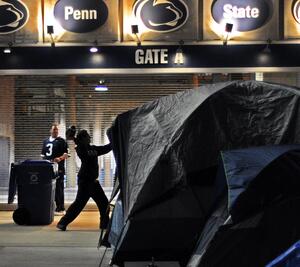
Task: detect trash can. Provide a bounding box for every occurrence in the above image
[9,160,57,225]
[266,240,300,267]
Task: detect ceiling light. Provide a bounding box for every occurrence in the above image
[90,40,98,53]
[95,85,108,92]
[3,47,11,54]
[90,47,98,53]
[3,42,12,54]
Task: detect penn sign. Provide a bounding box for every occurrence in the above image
[211,0,273,32]
[54,0,108,33]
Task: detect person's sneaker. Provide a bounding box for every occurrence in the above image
[54,210,66,216]
[56,223,67,231]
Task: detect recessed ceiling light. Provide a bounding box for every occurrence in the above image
[3,47,11,54]
[95,85,108,92]
[90,47,98,53]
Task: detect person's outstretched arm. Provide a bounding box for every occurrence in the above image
[95,143,112,156]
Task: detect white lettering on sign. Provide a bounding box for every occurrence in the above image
[64,6,97,20]
[223,4,259,19]
[135,49,169,65]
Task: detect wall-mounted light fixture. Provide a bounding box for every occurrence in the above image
[131,24,141,46]
[47,25,55,47]
[3,42,12,54]
[95,79,108,91]
[263,38,272,53]
[90,40,98,53]
[223,23,233,45]
[174,40,184,65]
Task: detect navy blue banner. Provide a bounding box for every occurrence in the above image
[0,44,299,70]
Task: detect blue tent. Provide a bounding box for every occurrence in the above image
[188,145,300,267]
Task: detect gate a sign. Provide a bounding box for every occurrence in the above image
[211,0,273,32]
[54,0,108,33]
[0,0,29,34]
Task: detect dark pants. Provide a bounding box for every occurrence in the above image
[55,173,65,211]
[59,180,108,226]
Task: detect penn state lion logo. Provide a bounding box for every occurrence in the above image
[293,0,300,24]
[133,0,189,32]
[0,0,28,34]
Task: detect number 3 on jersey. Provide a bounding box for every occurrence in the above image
[46,143,53,156]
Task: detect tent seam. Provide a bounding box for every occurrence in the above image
[220,151,231,212]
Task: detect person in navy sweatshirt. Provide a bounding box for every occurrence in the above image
[57,128,111,231]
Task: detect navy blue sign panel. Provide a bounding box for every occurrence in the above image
[293,0,300,24]
[0,0,28,34]
[211,0,273,32]
[133,0,189,32]
[54,0,108,33]
[2,45,300,70]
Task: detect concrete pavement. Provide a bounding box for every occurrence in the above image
[0,211,114,267]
